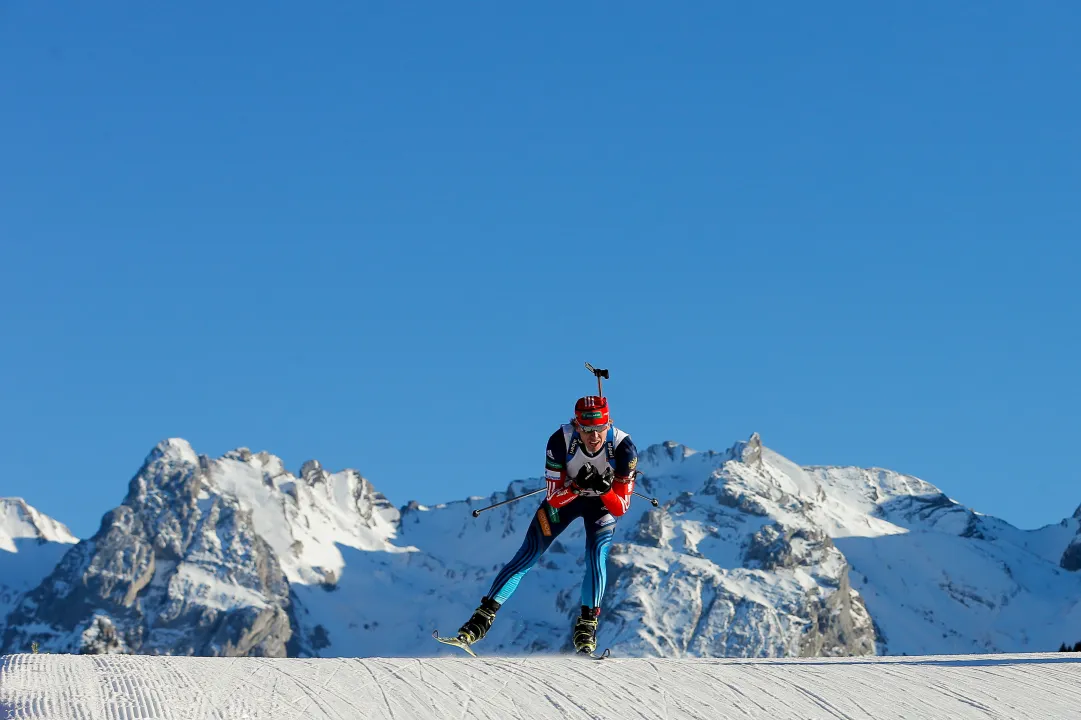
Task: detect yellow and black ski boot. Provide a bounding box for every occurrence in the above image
[457,596,501,645]
[572,606,600,654]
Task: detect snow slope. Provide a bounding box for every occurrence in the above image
[2,652,1080,719]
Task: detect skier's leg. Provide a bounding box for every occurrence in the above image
[574,505,615,653]
[457,501,582,644]
[580,507,616,608]
[486,501,578,604]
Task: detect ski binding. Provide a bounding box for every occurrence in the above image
[433,629,478,657]
[578,647,611,660]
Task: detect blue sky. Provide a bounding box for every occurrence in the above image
[2,2,1078,538]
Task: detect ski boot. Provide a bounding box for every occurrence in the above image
[457,596,501,645]
[572,606,600,654]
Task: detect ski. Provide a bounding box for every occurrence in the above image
[577,647,611,660]
[432,630,478,657]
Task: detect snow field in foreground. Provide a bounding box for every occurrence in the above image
[3,652,1081,720]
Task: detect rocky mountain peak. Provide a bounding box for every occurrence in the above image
[726,432,763,467]
[146,438,200,467]
[300,460,327,485]
[1,440,297,656]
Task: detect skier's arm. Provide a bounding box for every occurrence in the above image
[601,436,638,517]
[544,430,579,509]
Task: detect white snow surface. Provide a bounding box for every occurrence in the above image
[3,651,1081,719]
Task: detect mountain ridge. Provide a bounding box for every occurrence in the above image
[3,434,1079,658]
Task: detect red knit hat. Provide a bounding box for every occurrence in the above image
[574,396,609,428]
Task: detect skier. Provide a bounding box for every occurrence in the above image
[454,395,638,655]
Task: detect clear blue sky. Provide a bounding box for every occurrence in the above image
[2,2,1078,538]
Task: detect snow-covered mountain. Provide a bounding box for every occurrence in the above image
[0,499,78,624]
[3,434,1080,657]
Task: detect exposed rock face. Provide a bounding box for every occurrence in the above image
[799,568,876,657]
[2,440,292,656]
[1062,536,1081,572]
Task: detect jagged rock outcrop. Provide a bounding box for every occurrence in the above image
[799,567,876,657]
[2,440,293,656]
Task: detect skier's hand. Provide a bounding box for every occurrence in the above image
[594,467,614,494]
[573,466,613,494]
[573,465,601,493]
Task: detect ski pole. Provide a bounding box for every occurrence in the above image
[633,491,660,507]
[471,488,546,517]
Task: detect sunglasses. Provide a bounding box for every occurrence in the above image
[576,423,608,436]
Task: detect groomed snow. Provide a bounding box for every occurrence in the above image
[2,652,1080,719]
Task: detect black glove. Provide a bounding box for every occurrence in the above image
[595,467,614,494]
[574,465,614,494]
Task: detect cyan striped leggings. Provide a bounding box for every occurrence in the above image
[487,497,616,609]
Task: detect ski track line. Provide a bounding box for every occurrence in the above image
[359,655,405,720]
[912,662,1065,720]
[282,659,348,720]
[416,657,470,697]
[412,659,471,718]
[541,656,630,719]
[458,658,517,720]
[496,659,531,720]
[597,659,670,720]
[878,665,950,718]
[372,658,457,720]
[787,679,858,720]
[928,675,998,717]
[370,657,459,718]
[503,657,606,720]
[424,657,518,720]
[412,657,453,719]
[204,656,261,719]
[827,666,899,720]
[645,660,672,720]
[610,660,672,720]
[461,658,518,720]
[717,665,788,719]
[713,675,771,718]
[273,659,353,720]
[990,661,1081,711]
[479,657,598,720]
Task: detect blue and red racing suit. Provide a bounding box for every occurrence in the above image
[485,424,638,609]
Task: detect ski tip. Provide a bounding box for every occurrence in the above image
[433,631,479,657]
